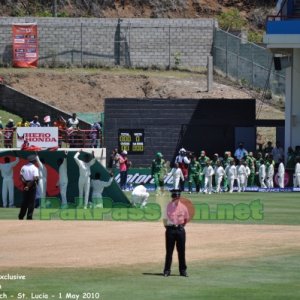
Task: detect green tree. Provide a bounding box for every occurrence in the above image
[218,8,247,32]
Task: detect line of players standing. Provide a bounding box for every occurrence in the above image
[151,148,300,194]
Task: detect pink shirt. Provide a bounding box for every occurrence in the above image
[119,155,127,172]
[166,200,189,225]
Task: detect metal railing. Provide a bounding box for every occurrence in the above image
[0,128,102,149]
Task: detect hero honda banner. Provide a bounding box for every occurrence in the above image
[16,127,58,148]
[12,23,38,68]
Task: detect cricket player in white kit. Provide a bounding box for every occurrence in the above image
[203,160,214,194]
[277,159,285,188]
[74,150,96,208]
[36,155,47,199]
[214,160,226,193]
[237,161,247,192]
[266,162,274,188]
[169,162,184,190]
[91,172,114,208]
[294,157,300,187]
[131,183,149,208]
[225,160,237,193]
[258,160,267,188]
[56,151,68,207]
[0,155,19,207]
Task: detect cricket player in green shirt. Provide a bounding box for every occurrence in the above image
[246,152,256,187]
[151,152,166,194]
[198,150,210,191]
[188,155,201,193]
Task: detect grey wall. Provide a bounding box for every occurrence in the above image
[0,17,215,68]
[104,98,256,167]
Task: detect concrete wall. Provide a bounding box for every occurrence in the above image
[0,85,91,129]
[0,17,215,68]
[104,98,255,167]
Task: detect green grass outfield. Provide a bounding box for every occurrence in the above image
[1,254,300,300]
[1,192,299,300]
[1,192,299,225]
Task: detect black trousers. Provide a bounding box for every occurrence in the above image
[120,171,127,190]
[164,226,187,273]
[19,187,36,220]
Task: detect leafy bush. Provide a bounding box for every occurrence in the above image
[217,8,247,31]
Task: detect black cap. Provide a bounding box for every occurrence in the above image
[170,189,181,198]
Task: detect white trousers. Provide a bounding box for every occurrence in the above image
[294,174,300,187]
[2,177,14,207]
[78,176,91,207]
[266,177,274,188]
[173,177,181,190]
[238,175,247,191]
[132,192,149,207]
[92,193,103,208]
[38,178,47,199]
[228,177,236,192]
[215,175,223,193]
[204,176,213,193]
[59,181,68,205]
[260,177,267,188]
[278,175,284,188]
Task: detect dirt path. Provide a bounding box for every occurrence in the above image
[0,221,299,268]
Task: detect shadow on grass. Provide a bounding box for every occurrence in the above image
[142,272,181,276]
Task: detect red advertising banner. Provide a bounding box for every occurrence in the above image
[12,23,38,68]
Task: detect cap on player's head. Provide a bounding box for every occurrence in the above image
[170,189,181,199]
[156,152,163,158]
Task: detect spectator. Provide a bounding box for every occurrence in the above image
[90,121,102,148]
[67,113,79,148]
[108,148,120,172]
[17,117,30,127]
[4,119,15,148]
[295,146,300,157]
[67,113,79,129]
[119,150,129,190]
[272,141,284,167]
[264,141,273,156]
[30,115,41,127]
[234,142,248,160]
[256,133,265,151]
[53,116,67,147]
[286,146,296,169]
[43,115,52,127]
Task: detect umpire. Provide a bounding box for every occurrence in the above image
[163,189,189,277]
[18,154,39,220]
